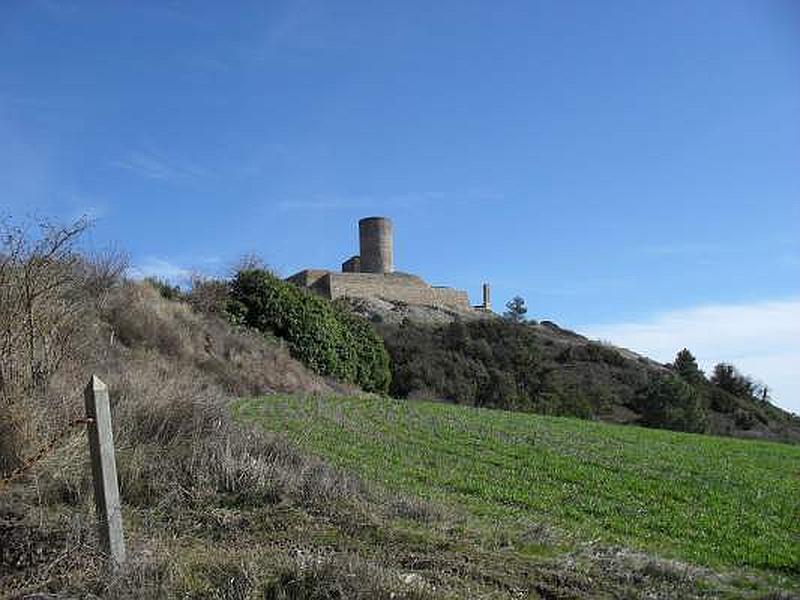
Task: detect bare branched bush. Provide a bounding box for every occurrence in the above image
[0,217,88,398]
[0,216,126,474]
[188,273,231,316]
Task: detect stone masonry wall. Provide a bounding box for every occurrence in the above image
[327,272,471,312]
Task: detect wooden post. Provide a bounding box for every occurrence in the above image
[84,375,126,569]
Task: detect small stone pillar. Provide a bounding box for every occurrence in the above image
[84,375,126,569]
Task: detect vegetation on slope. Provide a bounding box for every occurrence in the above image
[145,258,797,443]
[0,221,344,475]
[374,317,800,442]
[228,268,391,394]
[238,394,800,580]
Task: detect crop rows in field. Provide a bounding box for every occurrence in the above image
[236,394,800,575]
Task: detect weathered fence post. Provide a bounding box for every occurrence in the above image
[84,375,126,569]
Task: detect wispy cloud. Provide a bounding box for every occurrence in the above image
[112,150,207,182]
[582,298,800,414]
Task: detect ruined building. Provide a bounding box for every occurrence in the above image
[287,217,490,314]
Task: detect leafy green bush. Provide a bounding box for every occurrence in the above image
[638,375,708,433]
[557,341,625,366]
[332,300,392,394]
[228,269,390,393]
[709,386,737,413]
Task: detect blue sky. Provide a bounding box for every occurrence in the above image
[2,1,799,411]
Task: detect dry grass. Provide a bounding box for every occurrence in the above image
[105,281,348,397]
[0,273,348,478]
[263,553,437,600]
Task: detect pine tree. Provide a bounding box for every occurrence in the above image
[672,348,705,384]
[640,375,708,433]
[504,296,528,323]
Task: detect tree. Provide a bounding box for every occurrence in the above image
[710,363,753,398]
[672,348,705,384]
[639,375,707,433]
[504,296,528,323]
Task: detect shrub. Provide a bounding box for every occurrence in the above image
[709,386,737,413]
[332,300,391,395]
[558,342,625,366]
[638,375,708,433]
[187,275,230,316]
[228,269,390,394]
[143,276,183,301]
[734,408,756,430]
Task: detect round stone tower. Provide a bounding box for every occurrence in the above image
[359,217,393,274]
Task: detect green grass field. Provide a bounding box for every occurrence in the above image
[236,394,800,577]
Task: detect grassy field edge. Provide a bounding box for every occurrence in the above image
[236,394,800,585]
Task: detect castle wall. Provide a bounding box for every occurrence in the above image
[327,273,471,311]
[286,269,329,289]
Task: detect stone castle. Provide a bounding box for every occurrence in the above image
[287,217,490,314]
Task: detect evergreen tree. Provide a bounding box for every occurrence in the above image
[672,348,705,384]
[504,296,528,323]
[639,375,707,433]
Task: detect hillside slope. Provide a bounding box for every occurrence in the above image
[1,277,352,476]
[345,296,800,444]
